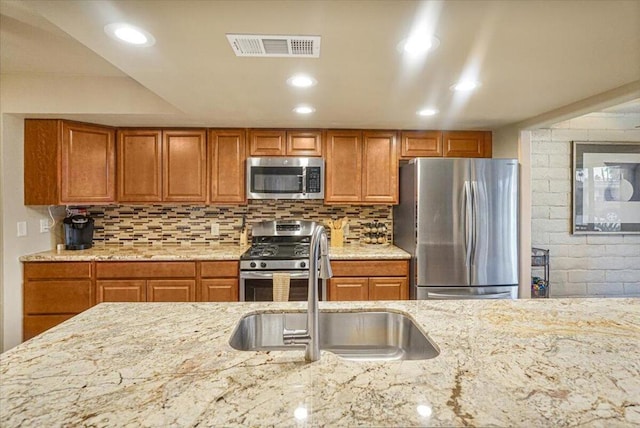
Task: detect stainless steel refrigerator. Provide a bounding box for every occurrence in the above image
[394,158,519,299]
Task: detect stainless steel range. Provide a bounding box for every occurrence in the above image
[239,220,325,301]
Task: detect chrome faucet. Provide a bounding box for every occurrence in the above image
[283,225,332,361]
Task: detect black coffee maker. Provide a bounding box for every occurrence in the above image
[63,215,95,250]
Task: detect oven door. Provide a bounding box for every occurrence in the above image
[240,271,325,302]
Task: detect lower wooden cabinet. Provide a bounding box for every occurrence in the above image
[200,261,239,301]
[23,260,241,340]
[23,262,93,340]
[96,261,196,302]
[327,260,409,301]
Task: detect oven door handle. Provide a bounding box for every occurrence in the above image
[240,271,310,280]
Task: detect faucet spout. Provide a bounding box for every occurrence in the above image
[282,224,332,362]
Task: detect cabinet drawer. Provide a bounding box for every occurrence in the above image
[96,262,196,278]
[24,314,77,341]
[24,280,92,314]
[200,261,239,278]
[24,262,92,280]
[330,260,408,277]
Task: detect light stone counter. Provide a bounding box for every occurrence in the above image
[1,298,638,427]
[19,244,249,262]
[19,243,410,262]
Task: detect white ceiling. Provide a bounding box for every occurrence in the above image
[1,0,639,130]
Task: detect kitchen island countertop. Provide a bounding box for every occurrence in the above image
[1,298,638,427]
[19,243,410,262]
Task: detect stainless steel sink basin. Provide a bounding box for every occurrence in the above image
[229,310,439,361]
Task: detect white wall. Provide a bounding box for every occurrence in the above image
[0,74,181,351]
[530,113,640,297]
[1,114,55,350]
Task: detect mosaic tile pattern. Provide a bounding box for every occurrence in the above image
[84,201,393,245]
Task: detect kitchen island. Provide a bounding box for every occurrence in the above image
[1,299,639,426]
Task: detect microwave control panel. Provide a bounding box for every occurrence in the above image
[306,167,322,193]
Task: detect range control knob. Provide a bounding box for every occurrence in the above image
[249,262,256,268]
[260,262,267,268]
[300,261,306,268]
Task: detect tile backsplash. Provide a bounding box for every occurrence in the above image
[85,200,392,245]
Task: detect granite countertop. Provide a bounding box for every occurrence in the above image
[19,243,410,262]
[1,299,638,426]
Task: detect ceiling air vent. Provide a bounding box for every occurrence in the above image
[226,34,320,58]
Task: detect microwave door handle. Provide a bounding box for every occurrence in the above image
[301,167,307,194]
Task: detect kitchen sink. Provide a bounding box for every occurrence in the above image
[229,310,439,361]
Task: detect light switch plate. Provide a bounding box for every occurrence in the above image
[40,219,50,233]
[17,221,27,237]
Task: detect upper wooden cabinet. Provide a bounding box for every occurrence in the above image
[325,130,397,204]
[249,129,322,157]
[400,130,492,159]
[362,131,398,204]
[209,129,246,204]
[24,120,116,205]
[163,130,207,202]
[118,129,207,202]
[117,129,162,202]
[442,131,492,158]
[400,131,443,159]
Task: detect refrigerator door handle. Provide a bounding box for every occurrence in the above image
[463,181,473,268]
[426,291,514,300]
[471,180,479,264]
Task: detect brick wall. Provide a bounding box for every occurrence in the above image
[531,113,640,297]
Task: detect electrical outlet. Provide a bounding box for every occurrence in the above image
[17,221,27,237]
[210,222,220,237]
[344,223,350,238]
[40,219,50,233]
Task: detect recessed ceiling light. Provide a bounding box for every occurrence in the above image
[400,35,440,56]
[104,23,155,47]
[293,105,315,114]
[417,108,439,117]
[287,74,317,88]
[451,80,481,92]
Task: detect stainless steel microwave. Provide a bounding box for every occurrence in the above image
[246,157,324,200]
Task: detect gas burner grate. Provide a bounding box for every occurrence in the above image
[250,244,279,257]
[293,244,309,257]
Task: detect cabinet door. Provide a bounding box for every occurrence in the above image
[328,277,369,301]
[147,280,196,302]
[163,130,207,202]
[61,122,116,203]
[249,130,286,156]
[362,131,398,204]
[400,131,442,158]
[96,280,146,303]
[209,129,246,203]
[118,130,163,201]
[24,280,93,314]
[443,131,492,158]
[369,277,408,300]
[201,278,239,302]
[286,130,322,156]
[325,130,362,203]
